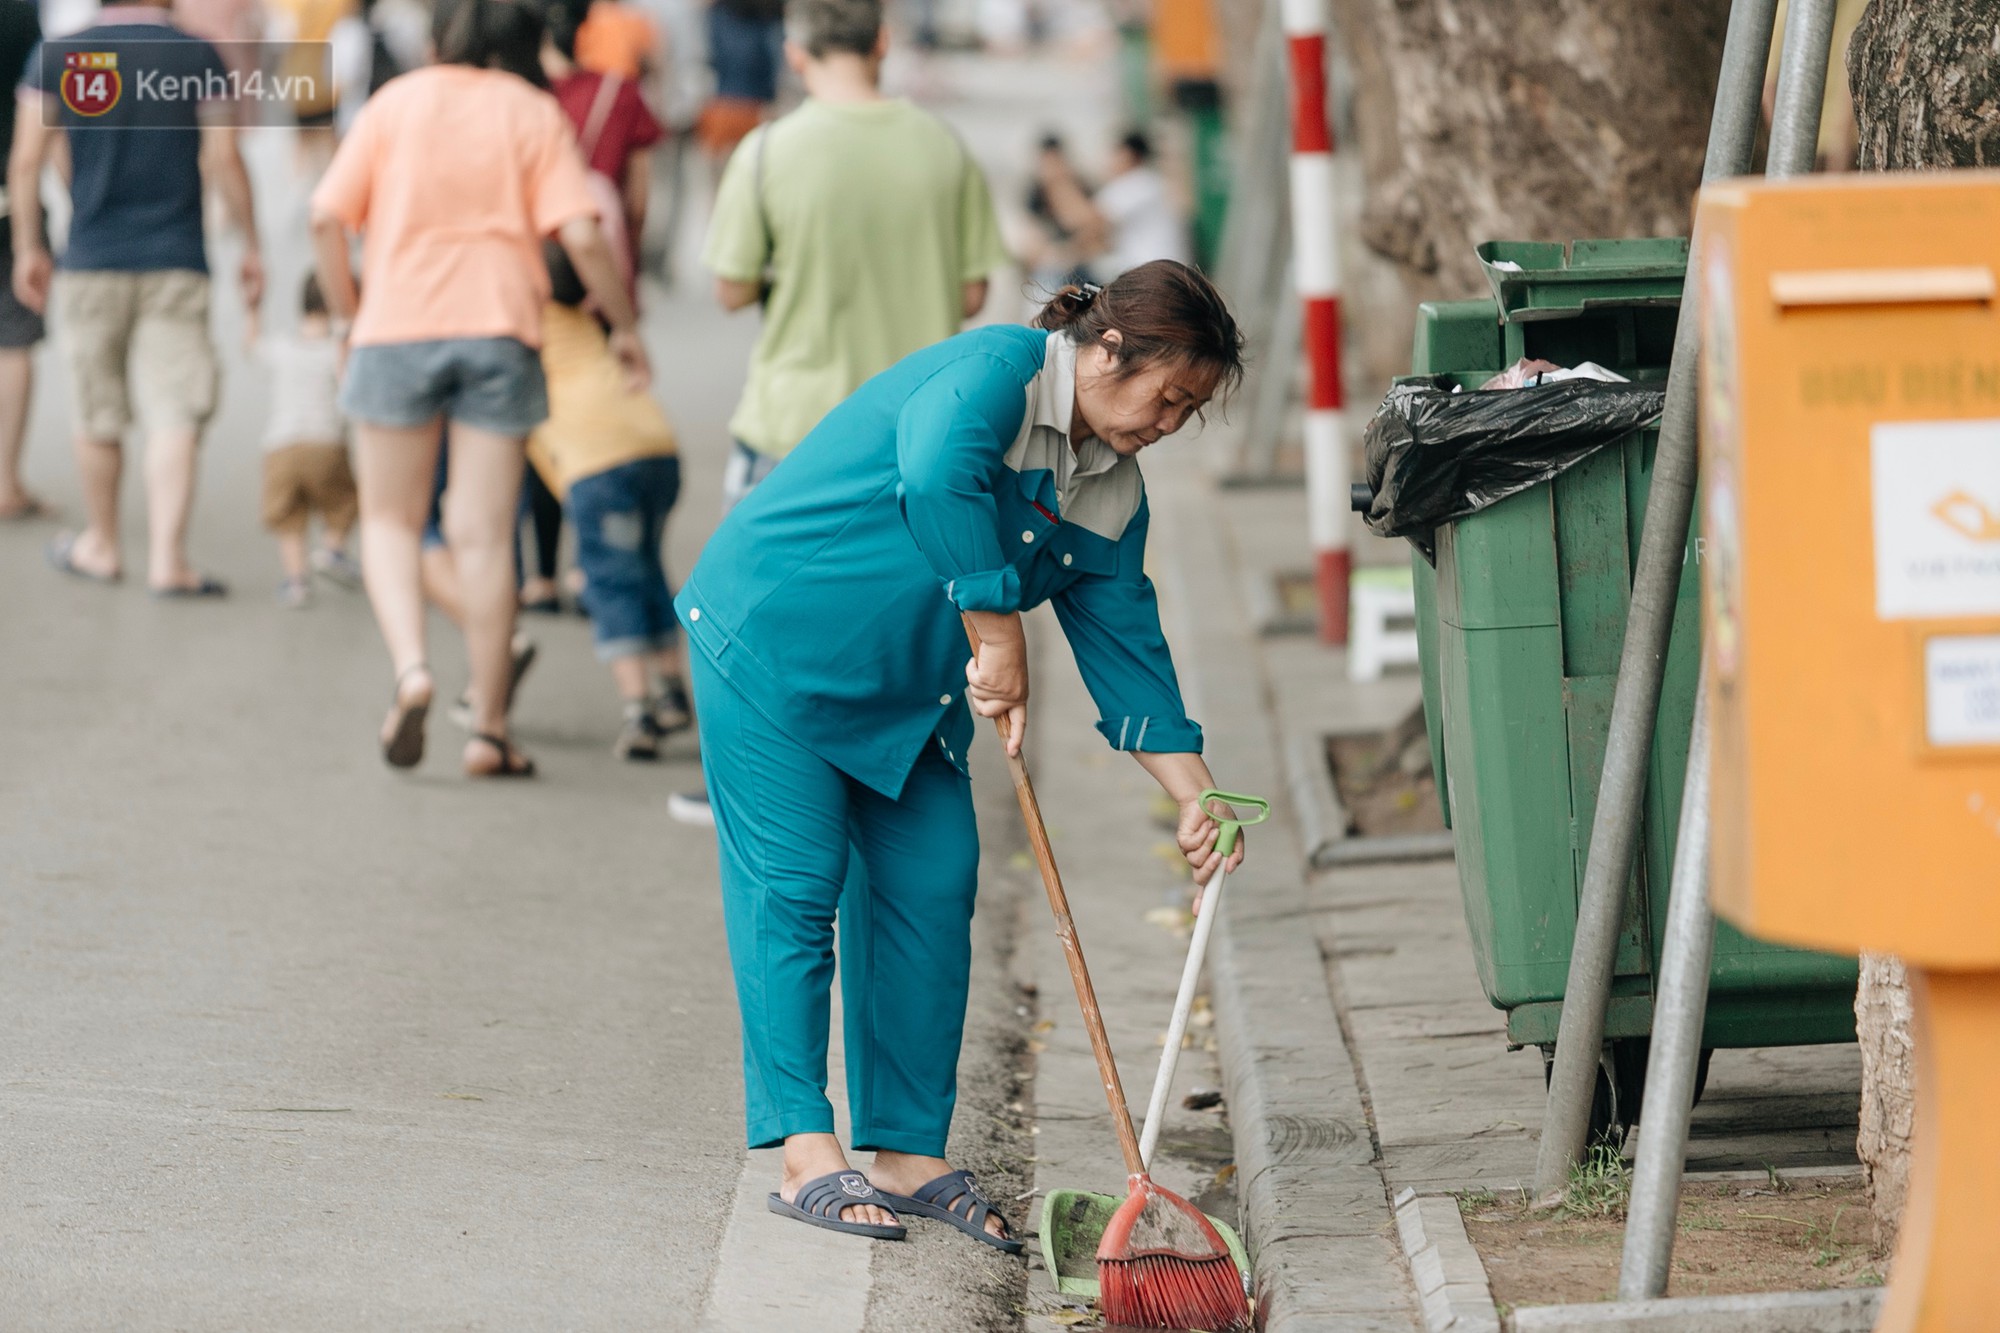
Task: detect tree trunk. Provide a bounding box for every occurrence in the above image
[1845,0,2000,1250]
[1854,954,1915,1249]
[1326,0,1730,301]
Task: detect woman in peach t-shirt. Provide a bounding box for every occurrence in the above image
[310,0,649,779]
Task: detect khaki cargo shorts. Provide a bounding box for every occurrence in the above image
[55,269,220,439]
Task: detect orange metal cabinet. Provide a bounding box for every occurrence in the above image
[1698,173,2000,965]
[1697,171,2000,1333]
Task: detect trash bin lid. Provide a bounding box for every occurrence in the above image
[1477,238,1688,324]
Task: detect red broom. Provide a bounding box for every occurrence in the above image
[965,620,1251,1332]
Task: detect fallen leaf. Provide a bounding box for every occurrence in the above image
[440,1093,484,1101]
[1032,1019,1056,1034]
[1144,906,1193,935]
[1027,1039,1048,1055]
[1010,851,1034,871]
[1182,1088,1224,1111]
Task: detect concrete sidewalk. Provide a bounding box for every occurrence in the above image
[1163,472,1866,1327]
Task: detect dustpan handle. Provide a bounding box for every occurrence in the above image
[1137,790,1268,1166]
[963,616,1147,1178]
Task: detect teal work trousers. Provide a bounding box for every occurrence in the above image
[692,654,980,1156]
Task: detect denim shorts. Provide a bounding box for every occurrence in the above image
[341,336,549,438]
[571,455,682,661]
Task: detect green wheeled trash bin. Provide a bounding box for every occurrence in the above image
[1399,239,1858,1136]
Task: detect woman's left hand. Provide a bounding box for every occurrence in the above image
[1178,796,1245,908]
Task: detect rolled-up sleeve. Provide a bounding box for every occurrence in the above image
[1051,496,1202,753]
[895,354,1030,614]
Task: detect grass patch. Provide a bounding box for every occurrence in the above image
[1557,1146,1631,1221]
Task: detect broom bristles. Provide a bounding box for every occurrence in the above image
[1099,1251,1251,1331]
[1096,1177,1251,1331]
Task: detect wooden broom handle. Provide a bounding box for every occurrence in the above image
[963,616,1146,1178]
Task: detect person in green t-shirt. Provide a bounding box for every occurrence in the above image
[670,0,1005,828]
[701,0,1005,506]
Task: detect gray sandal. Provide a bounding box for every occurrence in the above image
[871,1170,1023,1254]
[767,1171,907,1241]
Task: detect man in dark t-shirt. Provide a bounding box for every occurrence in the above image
[7,0,262,594]
[0,0,45,519]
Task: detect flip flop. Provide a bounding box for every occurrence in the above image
[767,1171,907,1241]
[870,1170,1024,1254]
[465,732,536,779]
[383,665,432,770]
[150,576,228,599]
[45,532,120,584]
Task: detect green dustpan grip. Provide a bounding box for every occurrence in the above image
[1198,788,1271,858]
[1038,1188,1251,1299]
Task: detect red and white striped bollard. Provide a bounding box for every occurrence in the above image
[1280,0,1348,644]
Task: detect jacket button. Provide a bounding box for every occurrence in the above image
[940,694,952,705]
[1021,530,1034,543]
[688,607,701,622]
[1062,553,1073,567]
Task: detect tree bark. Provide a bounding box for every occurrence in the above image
[1326,0,1730,300]
[1845,0,2000,1250]
[1854,954,1915,1249]
[1851,0,2000,170]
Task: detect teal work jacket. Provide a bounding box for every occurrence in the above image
[674,324,1202,799]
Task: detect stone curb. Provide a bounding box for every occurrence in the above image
[1505,1288,1884,1332]
[1157,469,1419,1331]
[1393,1189,1501,1333]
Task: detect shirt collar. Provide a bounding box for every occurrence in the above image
[1036,333,1122,478]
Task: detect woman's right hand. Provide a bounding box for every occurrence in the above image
[965,633,1029,757]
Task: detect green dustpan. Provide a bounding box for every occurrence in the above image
[1038,1188,1250,1299]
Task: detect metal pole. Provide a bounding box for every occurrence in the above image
[1766,0,1840,177]
[1532,0,1783,1199]
[1613,2,1837,1288]
[1618,686,1716,1297]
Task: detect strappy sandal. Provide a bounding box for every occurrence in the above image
[871,1170,1024,1254]
[465,732,536,779]
[766,1170,906,1241]
[382,665,432,770]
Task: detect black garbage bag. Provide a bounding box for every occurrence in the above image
[1359,375,1667,562]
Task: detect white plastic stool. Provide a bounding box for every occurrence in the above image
[1348,566,1421,682]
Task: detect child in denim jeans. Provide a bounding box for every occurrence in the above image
[529,244,690,759]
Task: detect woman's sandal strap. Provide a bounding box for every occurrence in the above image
[469,733,535,777]
[878,1170,1023,1253]
[796,1171,895,1221]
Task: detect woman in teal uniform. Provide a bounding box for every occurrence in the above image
[677,260,1247,1248]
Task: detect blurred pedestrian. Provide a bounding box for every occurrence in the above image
[528,242,690,761]
[1020,129,1094,295]
[10,0,264,594]
[520,0,666,614]
[675,263,1247,1244]
[573,0,658,80]
[668,0,1005,825]
[629,0,705,285]
[267,0,354,171]
[0,0,48,521]
[310,0,647,777]
[1035,128,1188,280]
[250,274,359,608]
[695,0,784,173]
